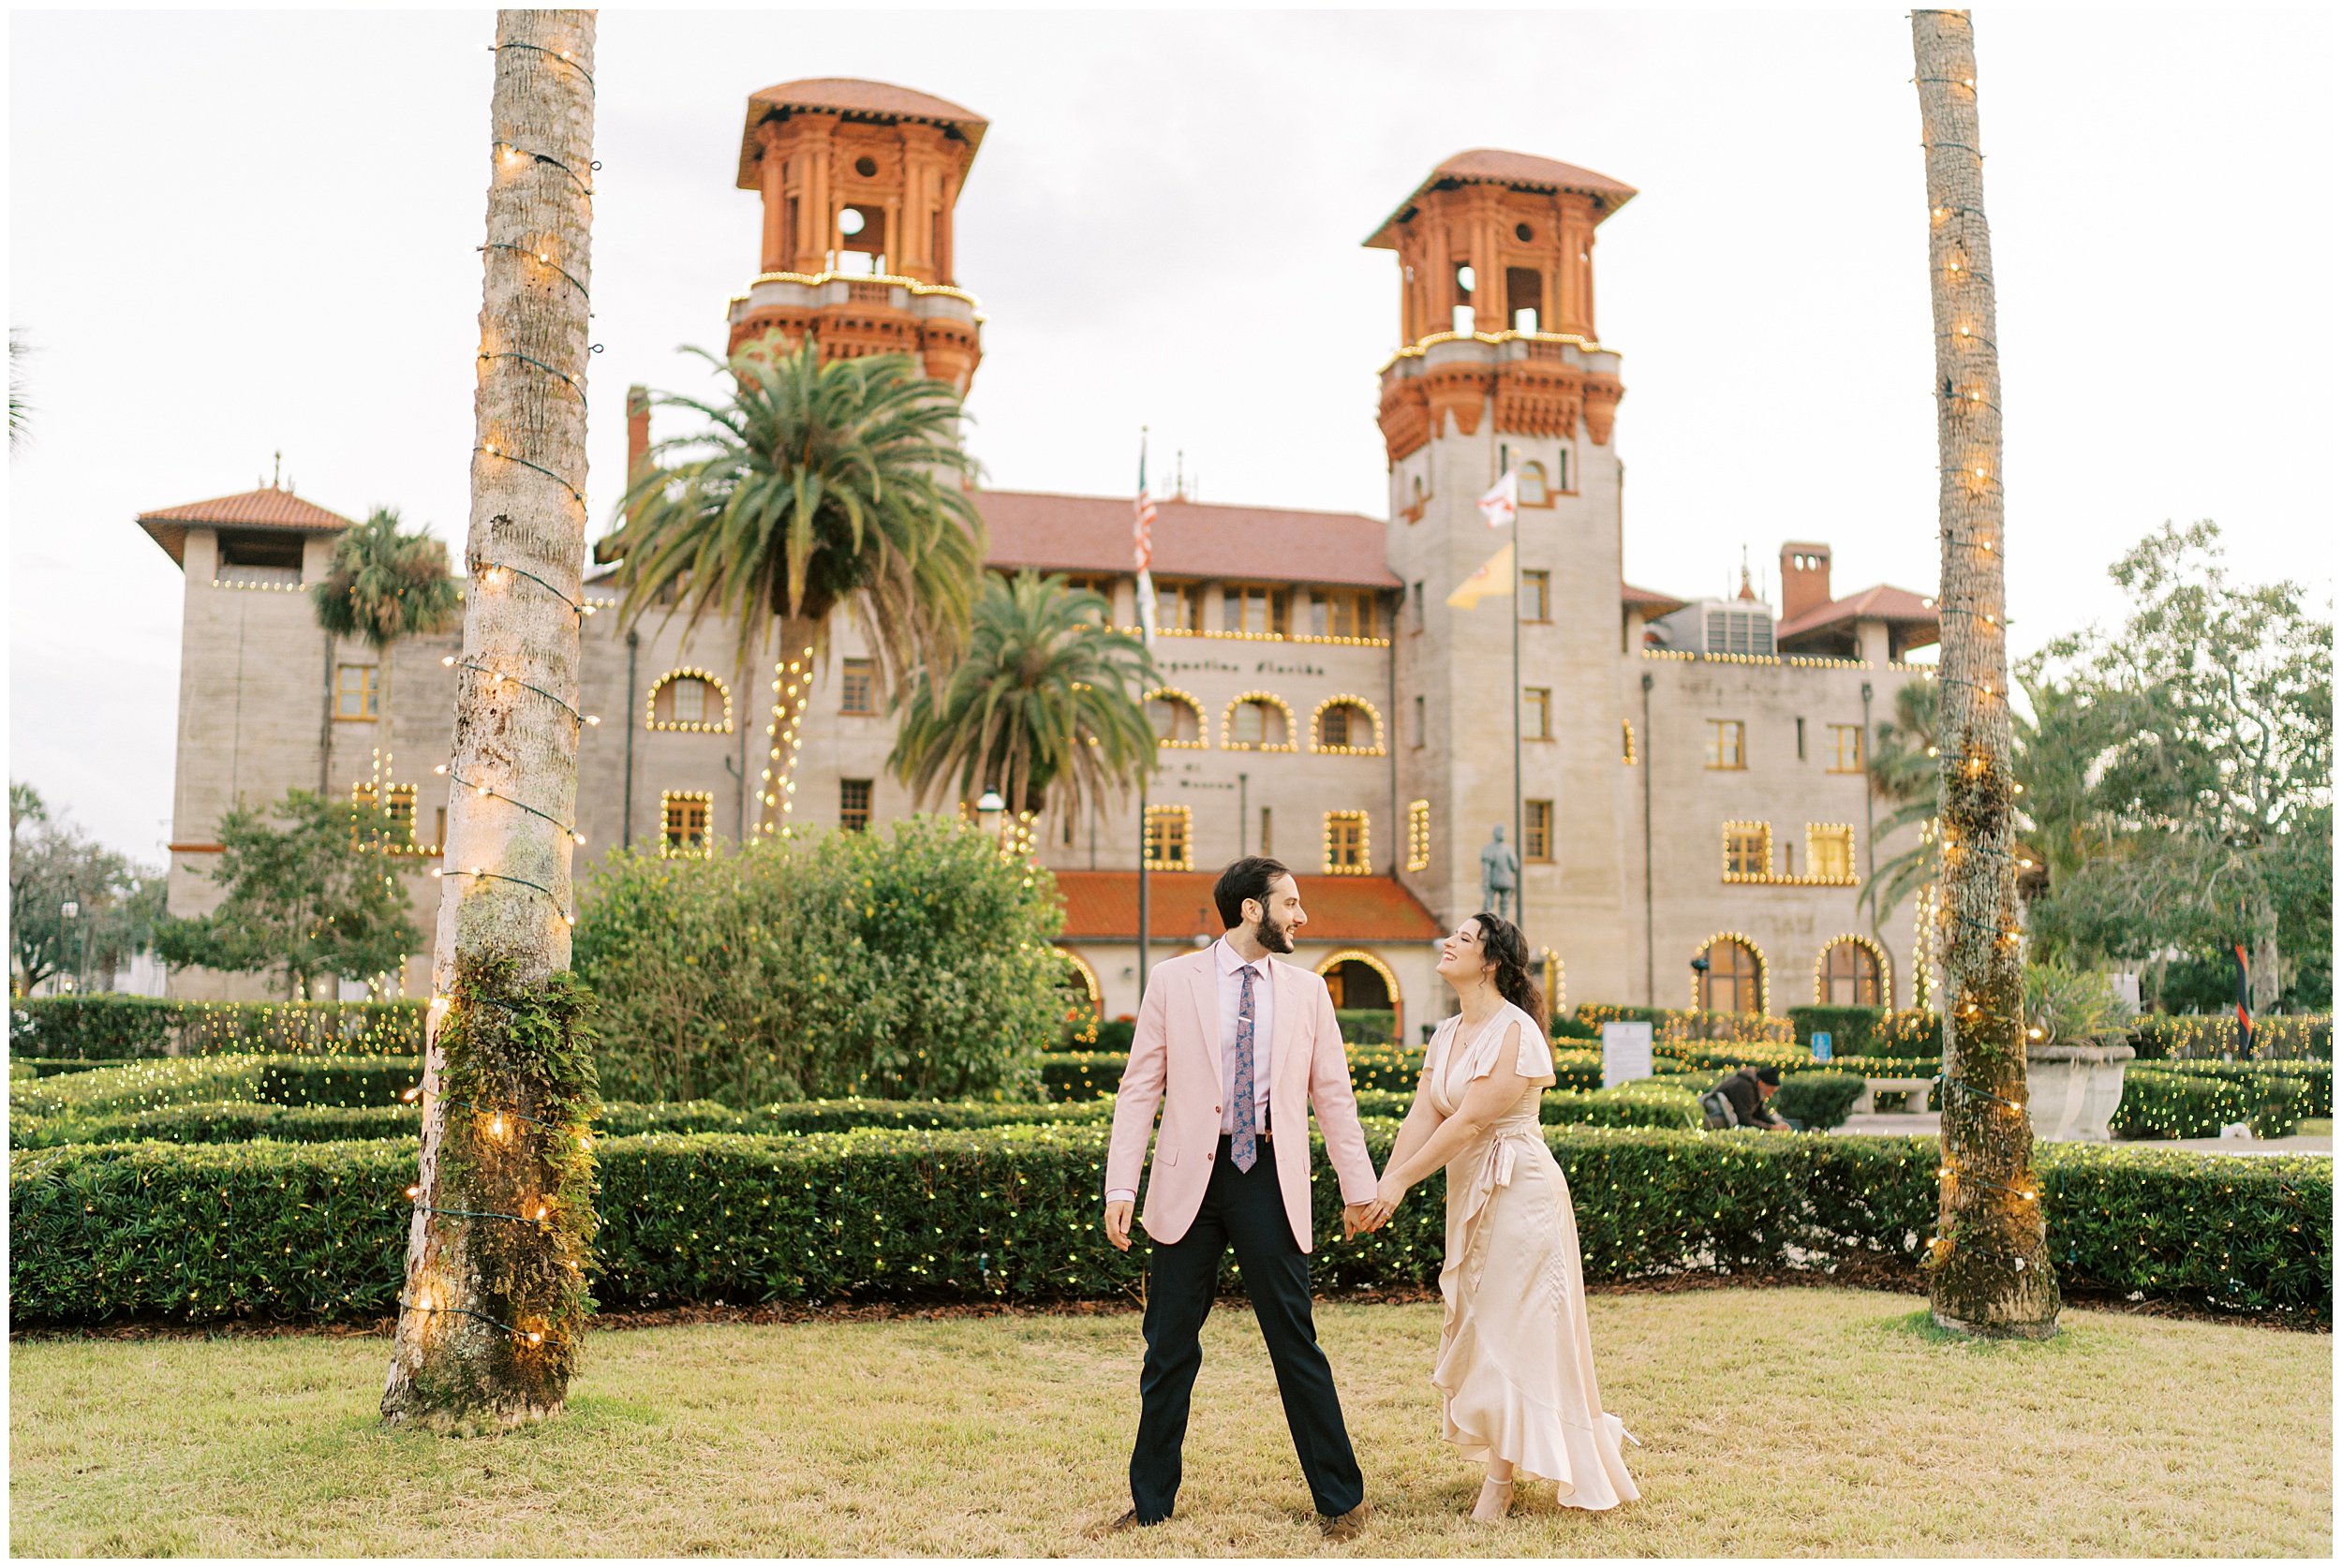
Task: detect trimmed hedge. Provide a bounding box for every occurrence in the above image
[1786,1007,1944,1061]
[1576,1003,1797,1044]
[2127,1013,2333,1063]
[7,1054,422,1124]
[1334,1009,1398,1044]
[12,1123,2326,1324]
[2115,1066,2307,1141]
[2143,1059,2332,1121]
[14,1079,1700,1150]
[9,997,423,1060]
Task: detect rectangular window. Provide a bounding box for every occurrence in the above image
[350,781,416,851]
[1144,804,1193,870]
[1524,800,1554,863]
[1323,810,1369,875]
[1410,582,1426,633]
[673,678,706,724]
[1807,823,1855,882]
[661,791,712,859]
[384,784,416,844]
[839,778,872,833]
[1406,799,1431,872]
[1829,724,1864,773]
[1155,581,1205,632]
[1796,716,1806,761]
[335,663,379,720]
[1555,449,1569,493]
[1520,570,1551,623]
[1310,589,1377,640]
[1223,584,1289,638]
[1705,719,1746,770]
[1412,695,1426,748]
[840,658,876,716]
[1523,687,1552,741]
[1259,806,1273,857]
[1723,821,1773,880]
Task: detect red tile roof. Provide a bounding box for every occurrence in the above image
[980,490,1401,589]
[1775,584,1940,644]
[1052,871,1442,943]
[136,486,355,568]
[737,78,987,187]
[1622,580,1687,614]
[1368,148,1638,247]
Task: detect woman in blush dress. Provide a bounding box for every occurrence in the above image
[1358,910,1639,1523]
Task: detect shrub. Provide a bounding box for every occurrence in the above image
[1654,1041,1817,1074]
[1550,1013,1600,1041]
[1786,1006,1943,1060]
[2127,1013,2333,1062]
[1768,1071,1867,1132]
[9,997,424,1060]
[1094,1018,1135,1056]
[14,1125,2325,1324]
[573,818,1061,1104]
[2116,1065,2307,1141]
[1334,1009,1398,1044]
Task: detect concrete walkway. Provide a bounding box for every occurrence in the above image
[1825,1109,2332,1156]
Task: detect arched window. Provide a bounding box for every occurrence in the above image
[1223,693,1295,751]
[1697,936,1765,1015]
[1147,688,1206,748]
[1315,948,1403,1040]
[1818,938,1887,1007]
[1516,461,1548,506]
[1311,696,1384,755]
[647,670,734,732]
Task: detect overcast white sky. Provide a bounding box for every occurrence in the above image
[9,7,2336,861]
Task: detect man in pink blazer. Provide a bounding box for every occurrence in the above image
[1102,857,1381,1539]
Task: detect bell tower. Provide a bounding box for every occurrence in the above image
[1371,149,1638,1001]
[725,78,986,393]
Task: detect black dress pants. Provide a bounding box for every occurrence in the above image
[1129,1134,1365,1522]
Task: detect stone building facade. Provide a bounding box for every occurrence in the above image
[145,78,1934,1034]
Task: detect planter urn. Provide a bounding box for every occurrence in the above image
[2024,1041,2136,1143]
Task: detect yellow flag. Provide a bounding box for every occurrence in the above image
[1445,540,1515,610]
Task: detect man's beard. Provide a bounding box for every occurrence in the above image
[1257,910,1297,954]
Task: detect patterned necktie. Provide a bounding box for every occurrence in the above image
[1232,963,1258,1173]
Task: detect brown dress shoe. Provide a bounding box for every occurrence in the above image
[1319,1501,1372,1541]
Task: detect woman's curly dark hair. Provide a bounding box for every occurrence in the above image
[1469,910,1545,1024]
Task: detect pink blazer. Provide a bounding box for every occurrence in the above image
[1104,947,1379,1252]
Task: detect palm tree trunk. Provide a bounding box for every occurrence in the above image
[382,8,599,1426]
[754,614,823,840]
[1913,9,2059,1339]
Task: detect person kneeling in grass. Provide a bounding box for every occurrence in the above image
[1703,1065,1794,1131]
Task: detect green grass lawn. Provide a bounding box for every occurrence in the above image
[10,1288,2329,1557]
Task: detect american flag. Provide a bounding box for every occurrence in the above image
[1134,479,1156,572]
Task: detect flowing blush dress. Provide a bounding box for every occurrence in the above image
[1424,1000,1639,1508]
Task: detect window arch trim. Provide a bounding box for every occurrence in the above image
[645,668,735,733]
[1147,686,1209,749]
[1691,930,1770,1015]
[1812,933,1892,1008]
[1221,691,1297,752]
[1310,694,1386,756]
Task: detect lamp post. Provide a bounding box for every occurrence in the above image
[975,789,1005,847]
[59,888,82,997]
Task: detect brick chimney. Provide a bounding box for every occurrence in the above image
[1780,541,1832,622]
[625,385,650,484]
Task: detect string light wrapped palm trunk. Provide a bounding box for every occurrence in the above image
[1912,9,2059,1339]
[383,9,601,1425]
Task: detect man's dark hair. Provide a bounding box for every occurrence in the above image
[1214,857,1291,929]
[1755,1066,1783,1087]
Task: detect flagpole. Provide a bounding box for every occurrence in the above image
[1134,429,1153,1004]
